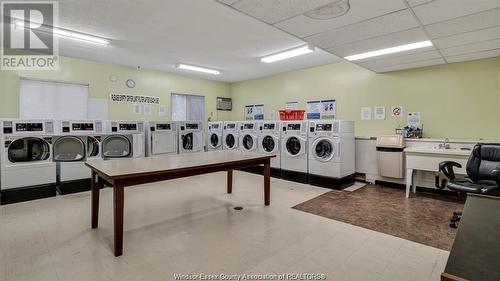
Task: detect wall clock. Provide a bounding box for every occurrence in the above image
[126,79,136,88]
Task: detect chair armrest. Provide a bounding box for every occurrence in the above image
[439,161,462,180]
[481,185,499,194]
[493,165,500,183]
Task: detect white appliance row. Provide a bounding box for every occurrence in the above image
[212,120,355,188]
[0,119,204,204]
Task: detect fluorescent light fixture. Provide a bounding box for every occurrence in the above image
[176,63,220,75]
[14,20,110,46]
[261,45,315,63]
[344,41,433,61]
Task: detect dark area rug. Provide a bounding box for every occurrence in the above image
[293,184,465,250]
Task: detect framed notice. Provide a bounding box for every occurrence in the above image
[217,97,232,111]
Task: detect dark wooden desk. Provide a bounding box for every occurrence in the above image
[441,194,500,281]
[85,150,275,257]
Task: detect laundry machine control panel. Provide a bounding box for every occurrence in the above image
[1,120,54,134]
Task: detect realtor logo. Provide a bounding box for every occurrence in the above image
[1,1,59,70]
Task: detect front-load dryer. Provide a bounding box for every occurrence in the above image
[222,121,239,150]
[207,121,223,151]
[258,120,281,177]
[239,121,258,152]
[280,120,308,184]
[178,121,203,154]
[52,120,105,194]
[308,120,355,189]
[103,120,145,158]
[146,121,178,156]
[0,119,57,204]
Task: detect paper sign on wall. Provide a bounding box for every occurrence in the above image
[408,112,422,127]
[361,107,372,120]
[321,99,336,119]
[143,104,152,115]
[307,100,321,119]
[159,105,166,116]
[254,104,264,120]
[285,101,299,110]
[244,105,254,120]
[374,106,386,120]
[132,104,142,115]
[391,106,403,117]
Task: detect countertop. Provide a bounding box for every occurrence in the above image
[355,136,500,144]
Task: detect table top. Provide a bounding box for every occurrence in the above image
[444,194,500,281]
[85,150,274,179]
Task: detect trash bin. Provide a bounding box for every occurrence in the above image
[376,135,405,178]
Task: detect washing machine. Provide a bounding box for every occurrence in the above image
[258,120,281,177]
[52,120,105,194]
[308,120,355,189]
[222,121,239,150]
[207,121,223,151]
[102,120,145,158]
[0,119,57,204]
[178,121,204,154]
[146,121,178,156]
[280,120,308,184]
[239,121,258,152]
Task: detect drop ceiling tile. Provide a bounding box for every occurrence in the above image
[358,50,442,68]
[406,0,435,7]
[231,0,333,24]
[445,49,500,63]
[412,0,500,25]
[305,10,419,49]
[216,0,240,5]
[425,8,500,38]
[433,26,500,48]
[369,58,445,72]
[326,28,429,57]
[274,0,406,38]
[440,38,500,56]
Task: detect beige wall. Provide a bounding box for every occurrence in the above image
[0,56,231,122]
[230,58,500,140]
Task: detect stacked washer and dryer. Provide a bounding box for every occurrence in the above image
[0,120,58,204]
[207,121,223,151]
[308,120,355,189]
[52,120,105,194]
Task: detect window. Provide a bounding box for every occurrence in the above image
[20,78,89,119]
[171,93,205,121]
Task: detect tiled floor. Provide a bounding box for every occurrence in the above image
[0,172,449,281]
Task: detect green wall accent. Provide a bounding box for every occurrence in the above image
[0,56,231,122]
[230,58,500,140]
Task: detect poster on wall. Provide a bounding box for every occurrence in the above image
[407,112,422,127]
[110,93,160,104]
[254,104,264,120]
[321,99,336,119]
[361,107,372,120]
[391,106,403,117]
[285,101,299,110]
[244,105,254,120]
[374,106,386,120]
[307,100,321,119]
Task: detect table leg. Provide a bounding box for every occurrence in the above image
[91,171,101,229]
[227,169,233,194]
[406,169,413,198]
[264,160,270,206]
[113,184,124,257]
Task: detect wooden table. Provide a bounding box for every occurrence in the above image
[85,150,275,257]
[441,194,500,281]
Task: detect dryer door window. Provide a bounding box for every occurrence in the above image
[182,133,194,150]
[8,137,51,163]
[87,136,100,157]
[225,134,235,148]
[242,135,254,150]
[286,137,302,156]
[210,133,220,148]
[102,135,131,158]
[314,139,334,162]
[262,136,275,153]
[53,136,86,162]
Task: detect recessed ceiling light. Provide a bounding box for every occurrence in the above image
[261,45,315,63]
[304,0,350,20]
[14,20,110,46]
[344,41,433,61]
[176,63,220,75]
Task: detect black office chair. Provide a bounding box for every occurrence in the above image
[439,143,500,228]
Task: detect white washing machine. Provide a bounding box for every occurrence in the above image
[239,121,258,152]
[280,120,308,183]
[178,121,204,154]
[103,120,145,158]
[52,120,105,194]
[207,121,223,151]
[258,120,281,177]
[308,120,355,189]
[222,121,239,150]
[0,120,57,204]
[146,121,178,156]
